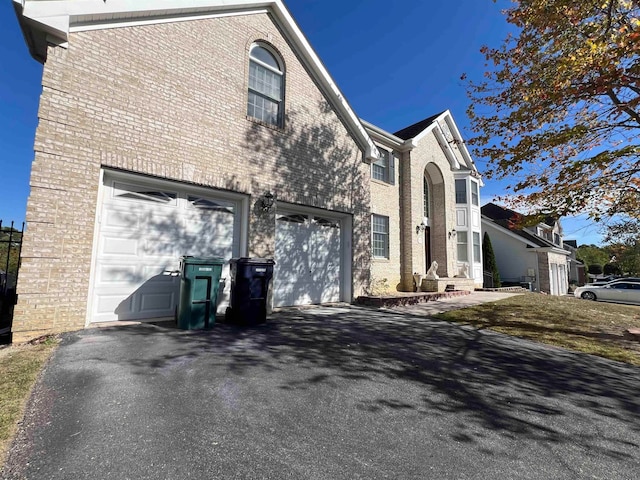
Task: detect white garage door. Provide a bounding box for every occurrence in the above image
[90,174,243,322]
[274,211,342,307]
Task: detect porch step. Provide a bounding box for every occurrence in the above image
[475,287,529,293]
[356,290,470,308]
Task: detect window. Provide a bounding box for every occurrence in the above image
[471,181,479,206]
[247,44,284,127]
[423,177,430,219]
[372,148,394,184]
[553,233,561,245]
[372,214,389,258]
[473,232,481,263]
[455,179,467,204]
[457,231,468,262]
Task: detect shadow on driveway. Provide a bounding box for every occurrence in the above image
[4,305,640,479]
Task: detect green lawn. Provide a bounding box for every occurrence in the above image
[436,293,640,365]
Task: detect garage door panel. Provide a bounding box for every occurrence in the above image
[103,208,140,229]
[101,236,139,256]
[97,264,139,284]
[141,238,181,258]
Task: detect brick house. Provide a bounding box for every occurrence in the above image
[12,0,482,341]
[481,203,571,295]
[364,113,483,294]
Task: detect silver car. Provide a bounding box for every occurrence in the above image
[574,281,640,305]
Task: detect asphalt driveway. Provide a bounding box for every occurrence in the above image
[3,301,640,479]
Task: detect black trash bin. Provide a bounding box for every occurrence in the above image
[227,257,275,325]
[177,256,225,330]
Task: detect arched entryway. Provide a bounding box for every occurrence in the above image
[423,163,446,274]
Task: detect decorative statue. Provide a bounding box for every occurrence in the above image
[456,263,469,278]
[425,261,439,280]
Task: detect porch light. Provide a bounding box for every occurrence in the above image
[416,222,427,235]
[260,191,275,212]
[448,229,457,239]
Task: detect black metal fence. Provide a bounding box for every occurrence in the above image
[1,220,24,344]
[483,270,494,289]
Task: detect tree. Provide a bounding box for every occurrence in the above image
[576,244,610,266]
[606,239,640,274]
[465,0,640,236]
[482,232,501,287]
[588,264,604,275]
[603,262,622,275]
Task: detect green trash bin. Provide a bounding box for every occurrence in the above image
[177,256,225,330]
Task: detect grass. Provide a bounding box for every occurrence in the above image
[436,293,640,366]
[0,336,58,466]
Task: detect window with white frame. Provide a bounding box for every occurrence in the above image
[247,44,284,127]
[455,179,467,204]
[372,214,389,258]
[473,232,481,263]
[372,147,394,184]
[471,181,479,206]
[457,231,468,262]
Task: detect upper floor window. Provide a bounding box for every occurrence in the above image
[372,148,394,184]
[247,44,284,127]
[455,179,467,204]
[471,181,479,206]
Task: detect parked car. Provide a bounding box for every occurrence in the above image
[574,281,640,305]
[589,277,640,286]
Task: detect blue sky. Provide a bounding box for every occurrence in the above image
[0,0,605,245]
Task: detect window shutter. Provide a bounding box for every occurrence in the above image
[389,153,396,185]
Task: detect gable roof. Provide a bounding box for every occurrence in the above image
[393,112,444,140]
[364,110,481,178]
[12,0,379,162]
[395,110,479,175]
[481,203,566,250]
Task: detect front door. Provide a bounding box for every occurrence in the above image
[424,227,432,271]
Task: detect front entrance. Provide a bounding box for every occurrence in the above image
[424,227,432,271]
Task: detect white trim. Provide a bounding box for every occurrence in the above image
[85,168,106,327]
[481,216,541,249]
[361,119,415,152]
[71,10,267,33]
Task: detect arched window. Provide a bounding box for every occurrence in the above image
[247,43,284,127]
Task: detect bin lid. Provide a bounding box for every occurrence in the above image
[180,256,226,265]
[230,257,275,265]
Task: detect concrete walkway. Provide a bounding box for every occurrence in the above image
[3,295,640,479]
[384,290,522,316]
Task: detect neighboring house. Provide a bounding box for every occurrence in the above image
[481,203,571,295]
[563,240,587,286]
[364,112,483,292]
[12,0,481,342]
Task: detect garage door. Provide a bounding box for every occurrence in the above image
[90,174,243,322]
[274,211,342,307]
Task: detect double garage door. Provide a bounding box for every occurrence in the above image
[89,173,348,323]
